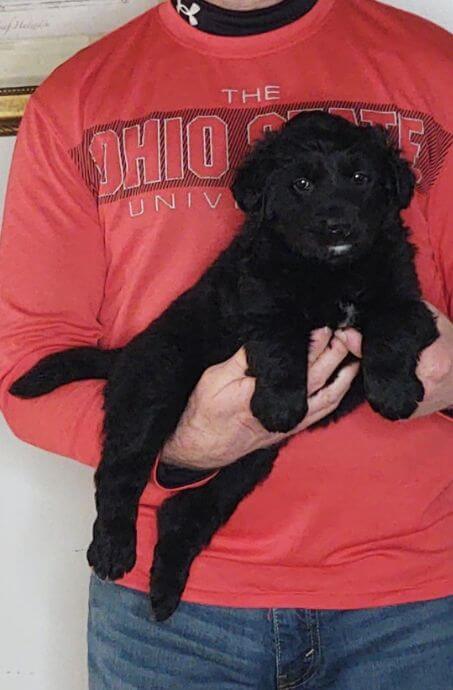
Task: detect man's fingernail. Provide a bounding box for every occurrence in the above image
[335,330,348,344]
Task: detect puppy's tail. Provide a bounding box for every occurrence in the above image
[9,346,121,399]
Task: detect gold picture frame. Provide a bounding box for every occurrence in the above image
[0,85,36,136]
[0,32,96,136]
[0,1,156,136]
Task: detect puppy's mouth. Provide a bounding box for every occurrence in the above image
[327,243,352,256]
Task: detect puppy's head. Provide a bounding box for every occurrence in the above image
[232,111,415,264]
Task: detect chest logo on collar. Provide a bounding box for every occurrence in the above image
[176,0,201,26]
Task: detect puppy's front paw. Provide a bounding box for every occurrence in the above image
[87,517,137,581]
[150,554,186,622]
[364,369,424,421]
[251,385,308,433]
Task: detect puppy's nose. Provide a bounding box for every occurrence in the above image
[326,219,352,238]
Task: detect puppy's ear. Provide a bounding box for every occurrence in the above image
[231,131,279,218]
[389,153,416,210]
[366,124,416,210]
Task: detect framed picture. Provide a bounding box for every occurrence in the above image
[0,0,155,135]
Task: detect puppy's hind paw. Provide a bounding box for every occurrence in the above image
[150,551,187,621]
[87,518,137,581]
[150,586,182,622]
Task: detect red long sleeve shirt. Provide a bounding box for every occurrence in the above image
[0,0,452,609]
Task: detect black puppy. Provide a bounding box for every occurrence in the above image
[11,111,438,622]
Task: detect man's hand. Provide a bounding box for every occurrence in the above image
[335,303,453,419]
[410,304,453,418]
[161,328,360,470]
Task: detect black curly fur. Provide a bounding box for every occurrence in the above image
[10,112,438,621]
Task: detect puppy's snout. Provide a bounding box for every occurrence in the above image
[326,219,352,238]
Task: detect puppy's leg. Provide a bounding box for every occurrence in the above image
[150,446,278,621]
[87,404,182,581]
[362,300,438,420]
[88,334,204,581]
[87,444,157,581]
[246,327,310,433]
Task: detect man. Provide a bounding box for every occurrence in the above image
[0,0,452,687]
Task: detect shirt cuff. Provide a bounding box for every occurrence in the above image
[437,408,453,422]
[152,452,219,492]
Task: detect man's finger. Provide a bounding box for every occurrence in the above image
[305,361,360,420]
[222,346,249,376]
[308,327,332,365]
[334,328,363,358]
[236,374,256,400]
[423,300,440,318]
[307,336,349,395]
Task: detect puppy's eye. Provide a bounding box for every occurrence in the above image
[352,171,370,185]
[293,177,313,193]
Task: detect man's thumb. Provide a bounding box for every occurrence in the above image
[224,346,249,376]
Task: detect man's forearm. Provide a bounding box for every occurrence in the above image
[1,364,104,469]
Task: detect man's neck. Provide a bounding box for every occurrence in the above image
[204,0,285,10]
[172,0,319,36]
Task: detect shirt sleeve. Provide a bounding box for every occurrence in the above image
[153,452,218,491]
[0,95,106,468]
[429,144,453,320]
[428,143,453,422]
[0,94,223,487]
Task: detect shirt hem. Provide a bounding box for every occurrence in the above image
[119,575,453,610]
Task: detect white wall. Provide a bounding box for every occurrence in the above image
[382,0,452,31]
[0,3,452,689]
[0,134,95,690]
[0,138,14,215]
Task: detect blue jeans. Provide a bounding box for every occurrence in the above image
[87,574,453,689]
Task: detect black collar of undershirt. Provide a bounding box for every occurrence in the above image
[171,0,319,36]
